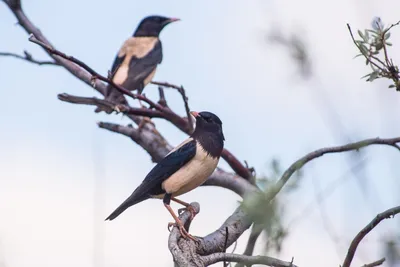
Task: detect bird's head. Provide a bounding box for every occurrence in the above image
[190,111,225,141]
[134,15,180,37]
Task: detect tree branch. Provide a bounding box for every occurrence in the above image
[0,51,59,66]
[361,258,385,267]
[168,199,257,267]
[273,137,400,203]
[342,206,400,267]
[235,224,263,267]
[201,253,297,267]
[58,93,165,118]
[4,0,252,179]
[151,81,194,131]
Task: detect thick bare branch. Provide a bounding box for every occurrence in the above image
[0,51,59,66]
[342,206,400,267]
[168,201,256,267]
[201,253,297,267]
[235,225,263,267]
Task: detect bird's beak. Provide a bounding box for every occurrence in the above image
[167,18,180,23]
[190,111,199,118]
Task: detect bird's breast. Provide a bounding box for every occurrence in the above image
[161,142,219,197]
[120,37,159,58]
[113,65,129,85]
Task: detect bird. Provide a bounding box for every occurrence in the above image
[105,111,225,240]
[95,15,180,114]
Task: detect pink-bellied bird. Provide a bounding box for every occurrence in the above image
[95,15,180,114]
[105,111,225,240]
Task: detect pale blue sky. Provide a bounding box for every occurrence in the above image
[1,0,400,267]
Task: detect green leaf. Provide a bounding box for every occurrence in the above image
[361,73,371,79]
[364,30,369,42]
[366,29,378,34]
[389,84,396,88]
[358,30,364,39]
[359,44,369,54]
[385,32,391,40]
[353,54,363,59]
[386,42,392,46]
[368,71,379,81]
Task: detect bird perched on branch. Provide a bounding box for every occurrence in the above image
[95,15,180,114]
[105,111,225,240]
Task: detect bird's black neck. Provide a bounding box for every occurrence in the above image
[134,29,160,38]
[192,132,224,158]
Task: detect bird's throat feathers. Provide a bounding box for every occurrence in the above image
[192,132,224,159]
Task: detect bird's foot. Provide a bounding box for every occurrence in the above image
[113,104,123,113]
[167,220,197,242]
[178,205,196,221]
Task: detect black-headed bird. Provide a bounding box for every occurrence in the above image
[95,15,180,114]
[105,111,225,240]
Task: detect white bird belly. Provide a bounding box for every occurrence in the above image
[161,142,219,197]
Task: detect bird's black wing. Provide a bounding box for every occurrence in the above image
[110,54,125,78]
[105,138,197,221]
[135,138,196,196]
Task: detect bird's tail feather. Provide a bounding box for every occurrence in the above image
[105,193,148,221]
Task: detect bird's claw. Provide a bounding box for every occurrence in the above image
[178,205,196,221]
[113,104,122,113]
[167,220,197,242]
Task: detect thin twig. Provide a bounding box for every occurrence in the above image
[271,137,400,205]
[152,81,193,131]
[361,258,385,267]
[0,51,59,66]
[381,21,400,80]
[346,24,386,71]
[201,253,298,267]
[223,227,229,267]
[57,93,165,118]
[342,206,400,267]
[157,86,167,107]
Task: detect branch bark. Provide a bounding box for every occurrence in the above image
[201,253,297,267]
[235,224,263,267]
[342,206,400,267]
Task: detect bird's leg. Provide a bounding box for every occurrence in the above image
[163,194,196,241]
[171,197,196,221]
